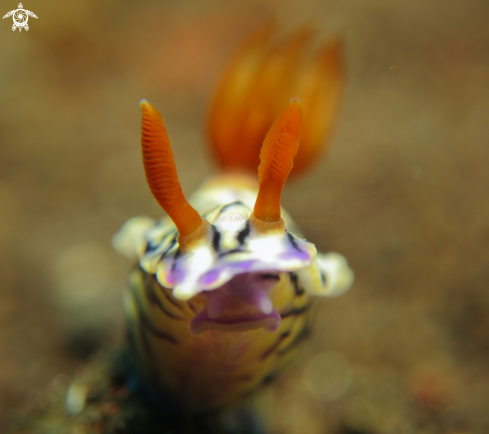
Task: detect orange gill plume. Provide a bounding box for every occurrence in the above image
[293,38,346,173]
[253,100,303,224]
[140,100,203,239]
[207,24,346,177]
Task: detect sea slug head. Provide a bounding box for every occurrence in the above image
[115,99,315,335]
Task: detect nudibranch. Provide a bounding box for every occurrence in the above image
[113,26,353,412]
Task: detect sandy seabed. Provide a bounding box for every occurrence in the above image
[0,0,488,433]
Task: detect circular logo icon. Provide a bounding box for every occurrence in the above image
[13,9,27,26]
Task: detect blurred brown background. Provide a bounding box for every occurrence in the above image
[1,0,488,432]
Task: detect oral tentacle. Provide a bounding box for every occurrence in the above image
[262,311,281,333]
[253,290,273,314]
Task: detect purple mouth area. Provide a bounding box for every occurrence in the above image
[189,272,282,336]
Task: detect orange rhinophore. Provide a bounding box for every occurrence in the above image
[140,100,202,238]
[114,26,353,414]
[253,100,303,223]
